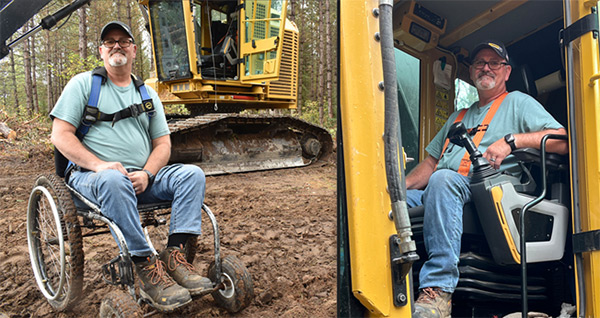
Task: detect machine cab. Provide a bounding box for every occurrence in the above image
[144,0,288,83]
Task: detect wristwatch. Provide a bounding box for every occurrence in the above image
[143,169,155,186]
[504,133,517,152]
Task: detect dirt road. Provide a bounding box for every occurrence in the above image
[0,148,336,317]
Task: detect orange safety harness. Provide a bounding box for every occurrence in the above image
[437,92,508,176]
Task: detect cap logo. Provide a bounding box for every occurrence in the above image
[488,42,502,52]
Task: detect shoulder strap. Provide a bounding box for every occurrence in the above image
[91,66,108,83]
[77,68,155,140]
[436,92,509,176]
[76,69,104,139]
[456,92,508,175]
[133,74,155,118]
[437,108,468,164]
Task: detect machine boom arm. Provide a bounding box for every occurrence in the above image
[0,0,90,60]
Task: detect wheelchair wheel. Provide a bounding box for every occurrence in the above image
[99,290,143,318]
[208,255,254,313]
[27,174,84,311]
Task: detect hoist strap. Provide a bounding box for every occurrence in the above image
[562,11,599,45]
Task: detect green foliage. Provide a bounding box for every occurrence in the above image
[293,100,336,137]
[164,104,189,115]
[55,53,103,83]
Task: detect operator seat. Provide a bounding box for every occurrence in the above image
[408,148,570,314]
[506,63,538,97]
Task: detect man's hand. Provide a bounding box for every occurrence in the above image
[128,170,150,195]
[95,161,129,175]
[406,155,438,189]
[482,128,568,170]
[482,138,512,170]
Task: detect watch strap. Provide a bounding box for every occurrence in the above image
[143,169,155,185]
[504,134,517,151]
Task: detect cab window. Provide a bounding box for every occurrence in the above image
[149,0,191,81]
[455,78,478,110]
[395,48,420,172]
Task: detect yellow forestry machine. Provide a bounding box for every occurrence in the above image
[339,0,600,317]
[1,0,332,175]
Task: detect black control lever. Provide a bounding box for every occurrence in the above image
[446,122,498,182]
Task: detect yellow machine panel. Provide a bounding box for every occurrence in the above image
[339,0,600,317]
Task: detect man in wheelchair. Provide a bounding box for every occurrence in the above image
[404,40,569,318]
[49,21,210,311]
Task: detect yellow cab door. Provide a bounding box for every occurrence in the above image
[564,1,600,316]
[239,0,287,83]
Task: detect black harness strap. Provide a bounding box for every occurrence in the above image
[65,67,156,177]
[79,66,155,132]
[84,103,151,127]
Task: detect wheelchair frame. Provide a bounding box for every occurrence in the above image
[26,173,254,315]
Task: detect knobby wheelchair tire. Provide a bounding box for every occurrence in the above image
[208,255,254,313]
[99,290,143,318]
[27,174,84,311]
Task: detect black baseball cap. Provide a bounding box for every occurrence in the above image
[100,21,135,43]
[470,40,509,63]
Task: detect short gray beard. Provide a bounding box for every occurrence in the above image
[475,75,496,91]
[108,52,128,67]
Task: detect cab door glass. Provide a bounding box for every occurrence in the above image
[149,0,192,81]
[193,3,202,64]
[240,0,287,82]
[395,48,420,172]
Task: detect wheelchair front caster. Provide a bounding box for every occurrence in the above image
[208,255,254,313]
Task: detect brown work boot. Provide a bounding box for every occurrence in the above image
[413,287,452,318]
[159,245,213,296]
[135,255,191,311]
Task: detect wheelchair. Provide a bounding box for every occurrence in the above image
[26,172,254,316]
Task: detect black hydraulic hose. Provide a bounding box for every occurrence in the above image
[563,1,585,317]
[380,1,404,203]
[379,0,417,262]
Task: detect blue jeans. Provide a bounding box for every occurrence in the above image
[406,169,471,293]
[68,164,206,257]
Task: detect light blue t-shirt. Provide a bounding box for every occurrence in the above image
[426,91,563,175]
[50,71,170,169]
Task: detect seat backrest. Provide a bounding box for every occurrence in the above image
[506,64,538,97]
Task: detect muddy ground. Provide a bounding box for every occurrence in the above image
[0,144,337,317]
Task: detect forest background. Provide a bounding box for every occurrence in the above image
[0,0,337,151]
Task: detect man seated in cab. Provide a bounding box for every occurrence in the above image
[405,40,568,318]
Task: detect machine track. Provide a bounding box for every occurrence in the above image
[167,114,333,175]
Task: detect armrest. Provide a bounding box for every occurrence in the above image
[511,148,568,171]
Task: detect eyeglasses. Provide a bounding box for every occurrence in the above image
[101,39,133,48]
[472,60,508,70]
